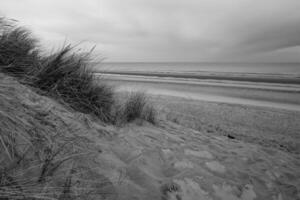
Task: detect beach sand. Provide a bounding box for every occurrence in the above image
[104,72,300,154]
[153,95,300,154]
[109,117,300,200]
[104,94,300,199]
[2,73,299,199]
[100,73,300,199]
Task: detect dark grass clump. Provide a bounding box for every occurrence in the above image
[0,18,39,77]
[116,92,157,124]
[123,92,147,122]
[32,45,114,122]
[142,103,157,124]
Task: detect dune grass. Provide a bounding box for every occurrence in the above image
[32,45,115,122]
[0,18,114,122]
[113,92,157,125]
[0,26,39,77]
[0,16,157,199]
[0,17,157,124]
[123,92,147,122]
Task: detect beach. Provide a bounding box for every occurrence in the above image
[2,4,300,199]
[95,70,300,199]
[100,70,300,154]
[2,72,300,200]
[100,71,300,111]
[2,65,300,199]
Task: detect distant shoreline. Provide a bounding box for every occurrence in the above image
[96,70,300,84]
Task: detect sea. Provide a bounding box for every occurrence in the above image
[99,62,300,75]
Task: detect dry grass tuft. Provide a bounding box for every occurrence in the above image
[123,92,147,122]
[114,92,157,125]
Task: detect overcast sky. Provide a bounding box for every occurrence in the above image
[1,0,300,62]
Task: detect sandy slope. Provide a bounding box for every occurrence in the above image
[108,122,300,200]
[0,74,118,199]
[1,73,299,199]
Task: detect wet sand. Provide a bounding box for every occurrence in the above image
[102,74,300,111]
[97,70,300,84]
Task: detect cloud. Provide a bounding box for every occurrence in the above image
[0,0,300,62]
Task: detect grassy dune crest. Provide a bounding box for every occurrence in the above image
[0,18,114,122]
[33,45,114,122]
[0,17,156,123]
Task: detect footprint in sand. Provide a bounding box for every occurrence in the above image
[160,182,182,200]
[160,178,212,200]
[205,161,226,173]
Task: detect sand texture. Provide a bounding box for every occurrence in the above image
[1,73,299,199]
[106,121,300,200]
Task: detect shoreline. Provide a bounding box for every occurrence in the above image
[96,70,300,84]
[102,74,300,112]
[101,73,300,92]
